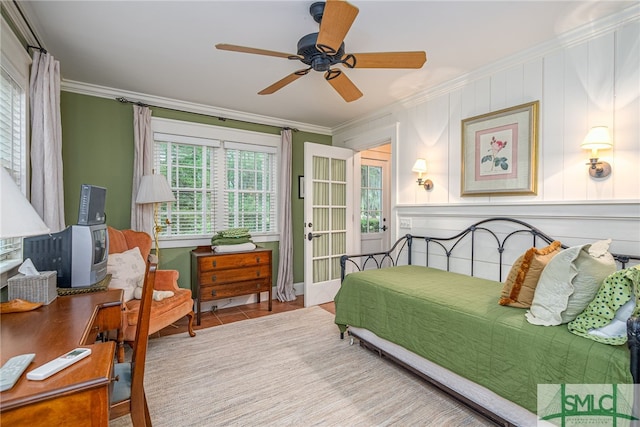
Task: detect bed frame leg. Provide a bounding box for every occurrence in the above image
[627,317,640,425]
[340,332,344,340]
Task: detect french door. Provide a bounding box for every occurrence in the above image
[303,142,354,307]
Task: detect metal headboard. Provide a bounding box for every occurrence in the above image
[341,217,639,282]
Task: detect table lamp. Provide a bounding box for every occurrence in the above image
[0,167,49,239]
[135,174,175,257]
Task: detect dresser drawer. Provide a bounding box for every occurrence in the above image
[198,251,269,272]
[198,264,270,286]
[201,280,271,301]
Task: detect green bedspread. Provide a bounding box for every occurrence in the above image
[334,265,632,413]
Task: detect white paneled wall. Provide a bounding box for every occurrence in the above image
[334,8,640,254]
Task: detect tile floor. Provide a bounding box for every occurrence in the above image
[152,295,335,339]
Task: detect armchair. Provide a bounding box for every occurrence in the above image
[107,227,195,362]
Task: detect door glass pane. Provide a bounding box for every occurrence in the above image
[331,182,346,206]
[361,165,383,234]
[313,258,329,282]
[313,181,329,205]
[331,158,346,182]
[313,156,329,180]
[313,207,329,231]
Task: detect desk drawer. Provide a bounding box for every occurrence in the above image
[198,251,269,272]
[201,280,270,301]
[198,265,270,286]
[83,304,122,345]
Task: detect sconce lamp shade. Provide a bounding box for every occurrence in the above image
[412,158,428,175]
[581,126,613,152]
[135,174,176,204]
[0,167,50,239]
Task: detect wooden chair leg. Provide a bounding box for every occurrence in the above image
[143,390,152,426]
[186,311,196,337]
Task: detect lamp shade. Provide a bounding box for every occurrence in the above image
[135,174,176,204]
[0,167,50,238]
[581,126,613,150]
[412,158,427,174]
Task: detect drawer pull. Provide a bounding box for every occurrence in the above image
[212,260,217,268]
[256,270,261,277]
[211,275,217,282]
[256,257,260,263]
[211,290,217,297]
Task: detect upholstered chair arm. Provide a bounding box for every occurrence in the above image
[154,269,181,292]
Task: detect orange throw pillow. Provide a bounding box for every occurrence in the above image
[499,241,562,308]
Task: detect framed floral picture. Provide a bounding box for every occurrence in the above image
[461,101,539,196]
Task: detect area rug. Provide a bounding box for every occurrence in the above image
[110,306,492,426]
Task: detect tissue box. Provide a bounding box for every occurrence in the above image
[8,271,58,305]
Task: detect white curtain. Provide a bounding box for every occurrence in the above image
[130,105,154,233]
[276,129,296,302]
[29,50,65,232]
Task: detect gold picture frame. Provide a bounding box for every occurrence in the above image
[461,101,539,196]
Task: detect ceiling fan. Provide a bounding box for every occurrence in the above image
[216,0,427,102]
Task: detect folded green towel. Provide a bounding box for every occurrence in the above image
[216,228,251,238]
[211,236,253,246]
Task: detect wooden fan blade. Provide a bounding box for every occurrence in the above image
[346,51,427,69]
[216,43,300,60]
[258,69,310,95]
[324,70,362,102]
[316,0,359,55]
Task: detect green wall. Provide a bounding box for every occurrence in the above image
[60,92,331,290]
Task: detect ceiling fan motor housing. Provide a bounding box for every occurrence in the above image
[297,33,345,71]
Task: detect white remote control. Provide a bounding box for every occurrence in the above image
[27,348,92,381]
[0,353,36,392]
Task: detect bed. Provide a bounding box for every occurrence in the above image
[334,218,640,426]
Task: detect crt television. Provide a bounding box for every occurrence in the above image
[23,224,109,288]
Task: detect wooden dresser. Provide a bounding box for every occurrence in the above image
[191,246,272,325]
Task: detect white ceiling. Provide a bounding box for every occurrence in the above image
[18,1,636,130]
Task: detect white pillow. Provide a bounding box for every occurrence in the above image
[107,247,145,302]
[525,240,617,326]
[133,286,174,302]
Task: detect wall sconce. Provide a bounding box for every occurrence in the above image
[411,158,433,190]
[581,126,613,178]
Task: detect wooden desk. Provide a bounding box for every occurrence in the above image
[0,289,123,427]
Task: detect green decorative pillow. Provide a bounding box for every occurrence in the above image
[499,241,562,308]
[568,266,640,345]
[525,240,617,326]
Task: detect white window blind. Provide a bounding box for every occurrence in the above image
[222,143,277,233]
[0,67,26,261]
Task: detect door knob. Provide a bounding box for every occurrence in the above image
[307,232,321,241]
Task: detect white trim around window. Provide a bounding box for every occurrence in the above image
[151,117,281,249]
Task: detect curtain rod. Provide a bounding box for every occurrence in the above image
[115,97,298,132]
[12,0,46,53]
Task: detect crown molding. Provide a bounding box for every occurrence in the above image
[332,3,640,134]
[1,1,38,47]
[60,79,333,136]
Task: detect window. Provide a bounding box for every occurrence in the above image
[360,165,382,233]
[1,17,31,273]
[0,68,26,263]
[152,118,279,246]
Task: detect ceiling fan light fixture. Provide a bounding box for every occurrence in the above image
[312,56,330,72]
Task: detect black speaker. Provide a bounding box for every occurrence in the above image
[77,184,106,225]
